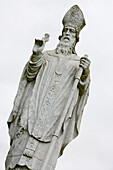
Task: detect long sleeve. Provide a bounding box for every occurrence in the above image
[78,70,90,96]
[26,54,43,81]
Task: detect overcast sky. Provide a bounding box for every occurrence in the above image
[0,0,113,170]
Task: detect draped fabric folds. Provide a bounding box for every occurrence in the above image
[6,50,90,170]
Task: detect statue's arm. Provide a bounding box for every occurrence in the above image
[26,34,50,81]
[26,54,43,81]
[78,56,91,95]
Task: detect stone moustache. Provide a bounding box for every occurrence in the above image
[5,5,91,170]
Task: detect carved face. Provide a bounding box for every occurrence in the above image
[56,26,77,55]
[60,26,76,45]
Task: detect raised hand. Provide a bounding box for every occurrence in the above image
[32,33,50,55]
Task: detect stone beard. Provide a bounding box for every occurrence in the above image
[55,40,76,55]
[5,5,90,170]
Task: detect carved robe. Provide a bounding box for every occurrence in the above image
[5,50,90,170]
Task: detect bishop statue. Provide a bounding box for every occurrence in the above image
[6,5,91,170]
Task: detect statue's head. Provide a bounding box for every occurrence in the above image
[57,5,86,54]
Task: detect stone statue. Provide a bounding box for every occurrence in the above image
[5,5,91,170]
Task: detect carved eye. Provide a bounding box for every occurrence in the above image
[69,28,75,33]
[63,27,76,34]
[63,28,68,32]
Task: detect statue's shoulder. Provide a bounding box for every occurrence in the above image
[70,53,80,61]
[43,50,56,57]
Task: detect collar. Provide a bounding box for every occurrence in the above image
[44,50,80,61]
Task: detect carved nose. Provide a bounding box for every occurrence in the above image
[66,29,70,34]
[65,31,70,36]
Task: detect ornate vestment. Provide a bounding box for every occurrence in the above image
[6,50,90,170]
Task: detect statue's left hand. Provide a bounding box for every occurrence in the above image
[80,56,91,75]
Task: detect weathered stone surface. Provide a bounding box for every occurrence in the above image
[5,5,90,170]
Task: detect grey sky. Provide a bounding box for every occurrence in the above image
[0,0,113,170]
